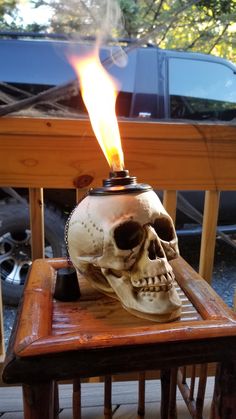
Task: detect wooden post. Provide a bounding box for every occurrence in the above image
[73,378,81,419]
[23,382,55,419]
[211,361,236,418]
[163,190,177,225]
[160,369,171,419]
[138,372,146,418]
[104,375,112,419]
[199,190,220,282]
[29,188,45,260]
[76,188,88,204]
[0,276,5,365]
[168,368,178,418]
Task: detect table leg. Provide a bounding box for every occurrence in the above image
[73,378,81,419]
[137,372,146,418]
[104,375,112,419]
[23,381,55,419]
[160,369,171,419]
[54,382,60,419]
[160,368,177,419]
[211,361,236,419]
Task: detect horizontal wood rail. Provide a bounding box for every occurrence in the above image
[0,118,236,190]
[0,117,236,377]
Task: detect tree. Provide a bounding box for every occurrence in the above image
[1,0,236,61]
[116,0,236,60]
[0,0,18,29]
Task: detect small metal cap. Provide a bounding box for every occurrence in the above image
[89,170,152,195]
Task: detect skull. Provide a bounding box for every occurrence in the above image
[67,190,182,322]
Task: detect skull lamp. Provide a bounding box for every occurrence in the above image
[66,171,182,322]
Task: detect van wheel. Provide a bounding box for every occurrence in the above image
[0,200,67,306]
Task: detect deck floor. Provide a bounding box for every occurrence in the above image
[0,378,214,418]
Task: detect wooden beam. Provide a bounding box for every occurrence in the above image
[29,188,44,260]
[0,276,5,364]
[0,118,235,190]
[163,190,177,224]
[199,191,220,282]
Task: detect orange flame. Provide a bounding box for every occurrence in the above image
[70,49,124,171]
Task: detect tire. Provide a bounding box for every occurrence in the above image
[0,199,67,306]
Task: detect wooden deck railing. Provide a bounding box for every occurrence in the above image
[0,117,236,366]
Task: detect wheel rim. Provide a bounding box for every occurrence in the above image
[0,229,54,286]
[0,230,32,286]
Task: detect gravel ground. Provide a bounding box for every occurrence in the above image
[3,234,236,350]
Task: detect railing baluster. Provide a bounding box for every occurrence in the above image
[163,190,177,225]
[0,279,4,364]
[199,190,220,282]
[29,187,45,260]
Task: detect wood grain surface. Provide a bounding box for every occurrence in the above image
[0,118,236,190]
[9,257,236,359]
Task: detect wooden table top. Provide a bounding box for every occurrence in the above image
[12,257,236,358]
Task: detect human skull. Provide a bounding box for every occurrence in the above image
[67,190,182,322]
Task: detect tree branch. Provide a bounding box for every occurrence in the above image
[207,23,230,53]
[156,0,202,45]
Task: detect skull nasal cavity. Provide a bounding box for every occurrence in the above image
[154,218,174,242]
[114,221,144,250]
[148,240,164,260]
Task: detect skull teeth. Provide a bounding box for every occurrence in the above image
[132,272,174,293]
[140,283,173,293]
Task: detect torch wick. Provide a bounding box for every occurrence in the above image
[109,169,130,179]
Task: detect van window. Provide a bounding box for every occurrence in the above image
[169,58,236,121]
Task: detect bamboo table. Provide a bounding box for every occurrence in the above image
[2,257,236,418]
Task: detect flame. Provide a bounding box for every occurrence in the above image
[70,49,124,171]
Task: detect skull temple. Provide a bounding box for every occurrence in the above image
[67,190,182,322]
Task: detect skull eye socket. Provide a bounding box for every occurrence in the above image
[153,218,175,242]
[114,221,144,250]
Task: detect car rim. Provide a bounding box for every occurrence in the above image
[0,230,32,286]
[0,229,55,286]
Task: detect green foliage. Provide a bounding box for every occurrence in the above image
[118,0,141,36]
[0,0,17,29]
[1,0,236,61]
[197,0,236,17]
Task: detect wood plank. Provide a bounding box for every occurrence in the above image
[59,406,107,419]
[29,188,44,260]
[113,402,185,418]
[0,118,235,190]
[10,257,236,359]
[199,190,220,282]
[0,276,5,364]
[0,386,23,412]
[0,378,215,412]
[163,190,177,224]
